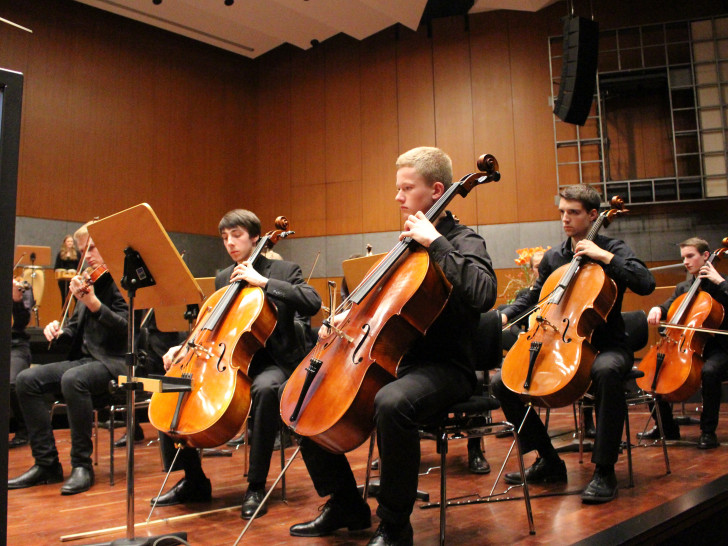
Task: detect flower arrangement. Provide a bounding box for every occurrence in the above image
[500,246,551,303]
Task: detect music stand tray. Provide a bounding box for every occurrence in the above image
[14,245,51,268]
[87,203,203,546]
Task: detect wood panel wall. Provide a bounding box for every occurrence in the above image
[1,0,257,236]
[2,0,726,238]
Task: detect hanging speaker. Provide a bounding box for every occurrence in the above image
[553,16,599,126]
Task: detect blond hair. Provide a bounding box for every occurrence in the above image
[395,147,453,190]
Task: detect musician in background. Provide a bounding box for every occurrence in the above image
[639,237,728,448]
[10,277,34,448]
[288,147,497,545]
[8,224,128,495]
[153,209,321,520]
[54,234,78,304]
[492,184,655,504]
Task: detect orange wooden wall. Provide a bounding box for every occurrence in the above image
[2,0,726,238]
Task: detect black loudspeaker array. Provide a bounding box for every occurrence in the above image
[553,16,599,126]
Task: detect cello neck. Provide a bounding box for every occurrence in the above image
[670,249,721,325]
[347,163,501,308]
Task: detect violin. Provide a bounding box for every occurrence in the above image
[148,217,294,449]
[76,265,109,296]
[500,196,628,408]
[280,154,501,454]
[636,237,728,401]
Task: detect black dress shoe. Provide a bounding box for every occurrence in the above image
[367,521,414,546]
[241,489,268,520]
[698,431,719,450]
[8,463,63,489]
[637,425,680,441]
[581,466,617,504]
[61,466,94,495]
[505,456,567,485]
[114,424,145,448]
[151,477,212,506]
[8,435,28,448]
[370,457,380,470]
[468,447,491,474]
[290,497,371,537]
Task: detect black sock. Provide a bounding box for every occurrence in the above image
[248,481,265,493]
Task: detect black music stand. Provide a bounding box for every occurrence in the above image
[87,204,203,546]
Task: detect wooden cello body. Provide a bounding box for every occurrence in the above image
[280,154,501,454]
[500,197,627,408]
[637,240,728,402]
[501,262,616,408]
[281,247,451,453]
[148,218,292,448]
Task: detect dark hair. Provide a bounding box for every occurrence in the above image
[679,237,710,255]
[218,209,261,238]
[558,184,601,213]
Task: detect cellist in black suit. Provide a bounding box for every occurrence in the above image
[638,237,728,448]
[153,209,321,520]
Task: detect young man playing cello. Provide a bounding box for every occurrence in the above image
[492,184,655,504]
[287,147,497,545]
[639,237,728,449]
[153,209,321,520]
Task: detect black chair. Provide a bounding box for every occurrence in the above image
[577,310,671,487]
[419,310,535,545]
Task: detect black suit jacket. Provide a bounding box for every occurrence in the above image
[62,273,129,376]
[215,255,321,372]
[658,273,728,353]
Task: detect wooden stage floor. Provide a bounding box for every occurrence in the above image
[7,404,727,545]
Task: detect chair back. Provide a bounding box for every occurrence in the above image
[622,310,649,353]
[474,309,502,372]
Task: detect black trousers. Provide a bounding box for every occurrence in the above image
[298,363,473,526]
[492,346,633,466]
[10,340,31,436]
[15,358,114,469]
[161,362,289,486]
[652,344,728,433]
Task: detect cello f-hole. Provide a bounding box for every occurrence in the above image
[216,342,227,372]
[561,317,572,343]
[352,324,371,364]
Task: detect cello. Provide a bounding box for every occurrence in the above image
[500,196,628,408]
[148,217,293,448]
[280,154,500,454]
[636,237,728,402]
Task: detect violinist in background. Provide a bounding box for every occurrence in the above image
[639,237,728,448]
[491,184,655,504]
[8,224,128,495]
[9,276,34,448]
[54,234,78,304]
[288,147,497,545]
[153,209,321,520]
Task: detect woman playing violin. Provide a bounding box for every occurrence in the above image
[640,237,728,448]
[153,209,321,520]
[492,184,655,505]
[289,147,497,545]
[8,224,128,496]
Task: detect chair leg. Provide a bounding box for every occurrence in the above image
[624,403,634,488]
[109,406,116,486]
[279,424,286,502]
[93,409,99,467]
[578,400,585,464]
[653,399,672,475]
[439,432,448,546]
[511,426,536,535]
[363,431,376,501]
